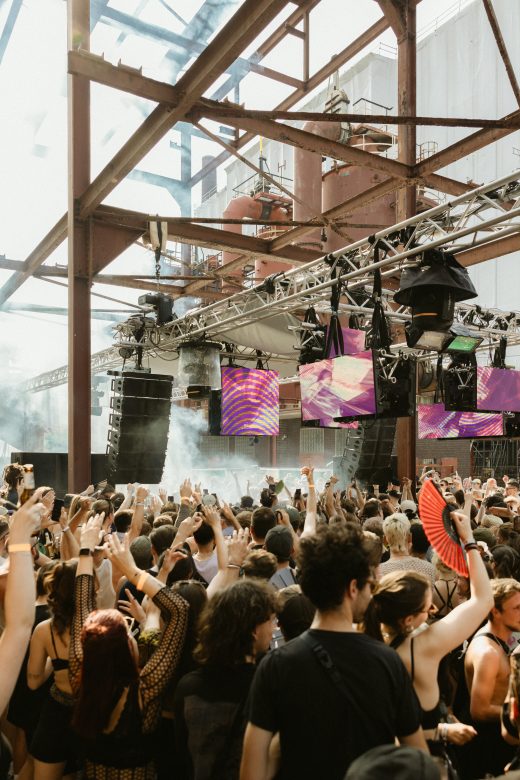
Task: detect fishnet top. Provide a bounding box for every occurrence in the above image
[70,574,188,734]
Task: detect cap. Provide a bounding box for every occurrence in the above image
[264,525,293,562]
[400,499,417,513]
[345,745,440,780]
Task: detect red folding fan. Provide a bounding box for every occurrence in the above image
[418,478,468,576]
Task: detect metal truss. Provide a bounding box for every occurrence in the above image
[26,170,520,392]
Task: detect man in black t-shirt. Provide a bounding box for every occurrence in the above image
[240,524,426,780]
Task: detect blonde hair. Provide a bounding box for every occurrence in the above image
[431,552,456,579]
[382,512,410,554]
[491,577,520,614]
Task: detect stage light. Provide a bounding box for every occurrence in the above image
[394,249,477,351]
[177,341,222,399]
[138,292,175,325]
[443,324,483,354]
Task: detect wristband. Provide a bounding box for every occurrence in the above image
[464,541,479,552]
[307,483,315,489]
[135,501,145,507]
[9,543,31,553]
[136,571,148,591]
[62,526,71,533]
[79,548,93,557]
[227,563,241,570]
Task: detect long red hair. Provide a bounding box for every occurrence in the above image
[72,609,138,738]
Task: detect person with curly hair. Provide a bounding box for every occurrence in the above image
[174,578,277,780]
[241,523,426,780]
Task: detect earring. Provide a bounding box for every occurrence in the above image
[405,625,414,634]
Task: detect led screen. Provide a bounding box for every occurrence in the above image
[220,367,279,436]
[327,327,366,358]
[299,353,376,422]
[418,403,503,439]
[477,367,520,413]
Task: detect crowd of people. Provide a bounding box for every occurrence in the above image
[2,461,520,779]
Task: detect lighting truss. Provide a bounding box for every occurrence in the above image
[25,170,520,392]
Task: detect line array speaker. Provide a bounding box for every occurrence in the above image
[106,372,173,484]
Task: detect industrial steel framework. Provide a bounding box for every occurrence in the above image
[3,0,520,489]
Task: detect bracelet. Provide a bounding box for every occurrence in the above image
[136,571,148,591]
[464,541,479,552]
[9,543,32,553]
[307,483,315,489]
[227,563,241,570]
[62,526,71,533]
[135,501,145,506]
[79,548,93,557]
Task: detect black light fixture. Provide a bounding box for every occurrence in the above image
[138,292,175,325]
[394,248,478,350]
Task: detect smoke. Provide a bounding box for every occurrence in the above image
[163,404,262,502]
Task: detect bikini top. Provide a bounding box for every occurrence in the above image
[391,634,442,730]
[50,624,69,672]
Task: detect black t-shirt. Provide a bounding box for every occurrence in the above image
[248,629,421,780]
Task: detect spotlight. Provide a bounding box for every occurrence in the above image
[394,249,477,351]
[138,292,175,325]
[443,353,477,412]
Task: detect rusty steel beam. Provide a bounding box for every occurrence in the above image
[254,0,320,59]
[482,0,520,108]
[455,232,520,267]
[415,107,520,177]
[192,106,520,129]
[0,214,68,306]
[68,0,91,491]
[94,204,321,264]
[78,0,291,219]
[376,0,407,37]
[0,0,292,307]
[202,113,414,179]
[395,0,416,480]
[190,15,392,187]
[91,274,228,299]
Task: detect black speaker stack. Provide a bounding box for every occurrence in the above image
[107,372,173,484]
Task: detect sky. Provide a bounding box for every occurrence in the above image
[0,0,480,379]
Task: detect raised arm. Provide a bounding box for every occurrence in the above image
[301,467,317,539]
[128,484,148,543]
[420,511,493,661]
[105,533,188,732]
[0,492,45,710]
[207,527,249,599]
[69,513,103,694]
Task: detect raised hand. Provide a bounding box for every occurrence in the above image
[79,512,105,551]
[179,478,192,499]
[118,588,146,624]
[9,488,46,545]
[227,527,250,567]
[135,484,149,503]
[201,504,221,530]
[160,548,188,576]
[105,532,136,577]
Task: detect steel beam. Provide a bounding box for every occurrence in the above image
[395,0,416,481]
[67,0,91,491]
[190,15,393,187]
[482,0,520,108]
[94,205,322,265]
[77,0,291,219]
[415,108,520,177]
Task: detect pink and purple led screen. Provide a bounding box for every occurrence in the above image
[477,367,520,413]
[220,367,279,436]
[299,353,376,422]
[326,327,366,358]
[418,403,503,439]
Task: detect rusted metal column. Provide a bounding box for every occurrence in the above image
[395,0,417,481]
[67,0,91,491]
